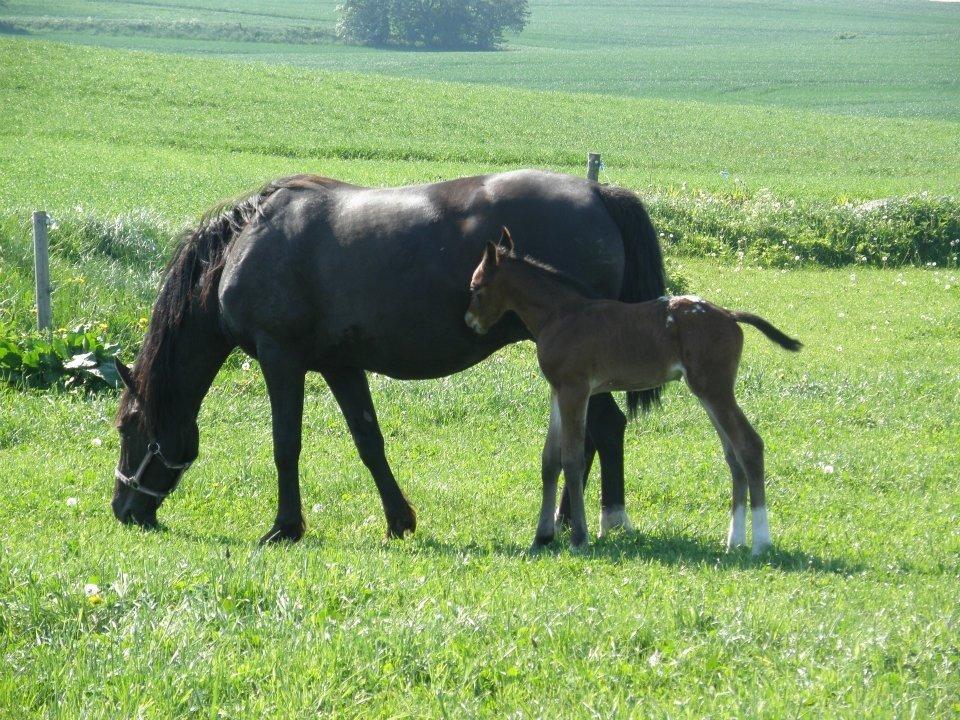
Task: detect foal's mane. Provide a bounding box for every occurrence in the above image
[508,252,602,299]
[119,175,332,430]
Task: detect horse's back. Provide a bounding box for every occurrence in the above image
[220,170,627,377]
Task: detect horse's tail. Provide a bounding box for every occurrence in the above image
[731,312,803,352]
[595,183,667,418]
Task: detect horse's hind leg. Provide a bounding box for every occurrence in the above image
[258,340,307,544]
[532,393,563,550]
[322,367,417,540]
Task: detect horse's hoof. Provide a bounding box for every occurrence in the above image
[598,507,635,537]
[751,542,772,557]
[385,506,417,539]
[529,534,555,553]
[259,518,305,545]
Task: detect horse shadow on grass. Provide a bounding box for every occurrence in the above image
[406,531,862,575]
[141,523,860,575]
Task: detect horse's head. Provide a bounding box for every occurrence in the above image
[465,226,516,334]
[111,358,196,528]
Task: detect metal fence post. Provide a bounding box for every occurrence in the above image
[587,152,601,182]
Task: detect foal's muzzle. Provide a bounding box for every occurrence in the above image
[464,311,487,334]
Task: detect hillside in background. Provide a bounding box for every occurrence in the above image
[3,37,958,220]
[1,0,958,119]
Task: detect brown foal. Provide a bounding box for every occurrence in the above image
[465,228,801,554]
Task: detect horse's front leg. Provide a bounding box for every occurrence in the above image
[322,367,417,540]
[556,392,633,536]
[258,342,307,543]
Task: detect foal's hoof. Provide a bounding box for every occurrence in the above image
[385,506,417,540]
[569,533,589,553]
[259,518,305,545]
[751,542,772,557]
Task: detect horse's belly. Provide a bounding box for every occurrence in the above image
[318,308,528,379]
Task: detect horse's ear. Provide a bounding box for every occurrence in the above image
[499,226,514,254]
[114,357,135,391]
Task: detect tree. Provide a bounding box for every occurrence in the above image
[336,0,529,50]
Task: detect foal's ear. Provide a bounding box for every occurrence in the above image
[482,240,500,268]
[498,226,515,254]
[114,357,136,392]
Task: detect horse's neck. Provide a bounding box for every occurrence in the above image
[174,313,234,419]
[142,303,234,426]
[504,266,587,338]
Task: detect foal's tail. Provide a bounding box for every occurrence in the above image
[595,184,667,418]
[731,312,803,352]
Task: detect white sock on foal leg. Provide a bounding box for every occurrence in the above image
[599,506,635,537]
[751,506,771,555]
[726,504,747,550]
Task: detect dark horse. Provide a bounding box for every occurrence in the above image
[112,170,666,543]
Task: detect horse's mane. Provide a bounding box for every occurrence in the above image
[509,252,602,300]
[120,174,334,430]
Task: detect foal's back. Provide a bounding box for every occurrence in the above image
[536,295,744,396]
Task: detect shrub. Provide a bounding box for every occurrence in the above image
[646,191,960,268]
[336,0,529,49]
[0,323,123,392]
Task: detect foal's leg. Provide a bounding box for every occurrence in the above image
[556,393,633,536]
[322,367,417,540]
[702,395,768,555]
[532,393,562,550]
[258,341,307,544]
[703,410,749,550]
[558,386,591,550]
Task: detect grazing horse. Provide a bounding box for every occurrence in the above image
[465,228,801,553]
[111,170,667,543]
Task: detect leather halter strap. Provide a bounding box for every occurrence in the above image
[114,441,192,499]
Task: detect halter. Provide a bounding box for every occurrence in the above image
[114,441,192,500]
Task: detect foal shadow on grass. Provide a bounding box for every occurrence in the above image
[409,532,861,575]
[139,523,859,576]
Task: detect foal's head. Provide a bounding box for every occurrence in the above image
[465,227,516,334]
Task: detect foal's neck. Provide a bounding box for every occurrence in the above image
[501,263,590,337]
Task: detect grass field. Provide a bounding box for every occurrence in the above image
[2,37,959,221]
[2,259,959,716]
[1,5,959,715]
[2,0,959,119]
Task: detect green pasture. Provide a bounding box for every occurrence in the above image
[2,0,959,119]
[1,17,959,717]
[2,38,959,221]
[1,255,959,716]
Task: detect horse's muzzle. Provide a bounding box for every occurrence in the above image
[111,480,160,528]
